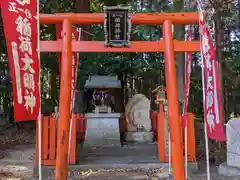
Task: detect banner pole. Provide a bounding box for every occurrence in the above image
[200,36,211,180]
[36,0,42,179]
[184,125,188,178]
[168,132,172,179]
[184,25,193,179]
[199,10,211,180]
[68,28,82,162]
[184,38,188,179]
[204,119,211,180]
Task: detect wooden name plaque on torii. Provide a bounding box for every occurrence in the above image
[104,6,131,47]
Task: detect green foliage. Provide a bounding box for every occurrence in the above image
[0,0,240,119]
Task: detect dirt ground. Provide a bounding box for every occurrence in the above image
[0,122,237,180]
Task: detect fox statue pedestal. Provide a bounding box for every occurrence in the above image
[84,113,121,147]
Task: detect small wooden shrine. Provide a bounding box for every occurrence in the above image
[84,75,122,147]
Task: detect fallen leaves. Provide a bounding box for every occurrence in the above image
[0,171,25,180]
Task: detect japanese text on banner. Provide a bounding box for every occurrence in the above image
[200,14,225,141]
[1,0,40,121]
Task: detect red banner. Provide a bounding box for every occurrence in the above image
[182,26,193,128]
[1,0,40,121]
[200,13,226,141]
[56,25,79,113]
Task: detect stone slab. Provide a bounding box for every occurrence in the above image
[76,143,198,171]
[83,171,148,180]
[66,162,198,171]
[85,113,120,118]
[226,118,240,169]
[125,132,153,143]
[218,162,240,177]
[85,113,121,147]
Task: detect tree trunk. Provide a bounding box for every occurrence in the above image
[104,0,118,6]
[118,72,125,112]
[104,0,132,6]
[50,70,57,104]
[74,0,92,40]
[73,0,92,112]
[214,2,227,120]
[173,0,185,103]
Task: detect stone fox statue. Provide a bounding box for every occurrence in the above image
[92,90,102,106]
[125,93,152,132]
[92,90,115,111]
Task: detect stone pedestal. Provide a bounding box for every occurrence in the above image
[218,162,240,177]
[218,118,240,177]
[227,118,240,168]
[84,113,121,147]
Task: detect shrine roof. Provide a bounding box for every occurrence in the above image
[84,75,121,89]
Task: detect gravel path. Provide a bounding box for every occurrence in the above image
[0,153,238,180]
[0,123,238,179]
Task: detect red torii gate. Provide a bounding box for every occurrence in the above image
[39,12,200,180]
